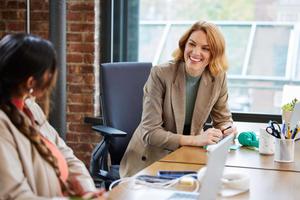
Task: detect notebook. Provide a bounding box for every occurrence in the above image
[132,134,234,200]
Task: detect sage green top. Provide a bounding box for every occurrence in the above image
[185,73,201,126]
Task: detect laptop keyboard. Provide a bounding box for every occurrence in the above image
[167,192,199,200]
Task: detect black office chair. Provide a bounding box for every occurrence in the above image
[90,62,152,188]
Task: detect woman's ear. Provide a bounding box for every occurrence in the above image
[25,76,36,91]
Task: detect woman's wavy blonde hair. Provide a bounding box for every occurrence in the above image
[172,20,228,76]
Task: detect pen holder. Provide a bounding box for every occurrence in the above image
[274,138,295,162]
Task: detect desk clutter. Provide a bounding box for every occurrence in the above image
[237,101,300,163]
[111,170,249,198]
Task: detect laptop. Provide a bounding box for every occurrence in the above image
[132,134,234,200]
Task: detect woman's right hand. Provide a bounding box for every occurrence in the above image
[197,128,223,145]
[180,128,223,146]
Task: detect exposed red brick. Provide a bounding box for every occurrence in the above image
[66,132,80,142]
[68,94,93,104]
[7,1,26,9]
[67,65,81,74]
[68,84,92,93]
[68,23,94,32]
[0,21,5,30]
[68,104,93,113]
[67,53,83,63]
[68,2,94,11]
[84,74,95,85]
[67,74,84,84]
[68,43,94,53]
[67,32,83,42]
[79,133,101,143]
[7,22,25,31]
[30,21,48,32]
[83,33,94,42]
[80,65,94,73]
[2,11,19,20]
[67,12,83,21]
[83,54,94,64]
[83,12,94,21]
[0,1,5,9]
[67,113,84,123]
[69,123,93,133]
[31,31,49,39]
[31,11,49,21]
[90,133,102,142]
[30,0,46,10]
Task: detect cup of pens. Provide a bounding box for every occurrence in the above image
[265,120,297,162]
[274,138,295,162]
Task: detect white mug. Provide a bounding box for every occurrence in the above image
[259,128,275,155]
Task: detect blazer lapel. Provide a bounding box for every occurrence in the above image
[191,69,216,135]
[171,62,186,135]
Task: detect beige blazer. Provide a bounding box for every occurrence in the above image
[120,61,233,177]
[0,98,96,200]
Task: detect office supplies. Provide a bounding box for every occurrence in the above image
[266,121,282,139]
[136,175,174,183]
[274,138,295,162]
[222,126,232,133]
[133,134,234,200]
[282,123,286,136]
[238,132,259,148]
[131,134,234,200]
[158,171,197,179]
[291,126,298,139]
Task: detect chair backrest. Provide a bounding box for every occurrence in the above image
[100,62,152,165]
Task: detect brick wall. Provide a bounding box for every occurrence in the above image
[0,0,100,168]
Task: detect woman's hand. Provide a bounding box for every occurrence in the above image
[180,128,223,146]
[68,175,107,199]
[82,188,107,200]
[198,128,223,145]
[221,124,238,137]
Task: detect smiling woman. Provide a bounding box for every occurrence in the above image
[119,20,238,178]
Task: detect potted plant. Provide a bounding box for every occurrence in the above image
[281,98,299,123]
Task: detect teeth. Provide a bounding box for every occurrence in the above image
[190,56,202,62]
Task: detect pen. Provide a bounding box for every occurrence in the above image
[292,126,299,139]
[222,126,232,134]
[287,123,291,139]
[282,123,286,136]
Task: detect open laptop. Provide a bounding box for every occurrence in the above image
[132,134,234,200]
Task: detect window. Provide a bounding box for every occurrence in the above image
[103,0,300,121]
[137,1,300,115]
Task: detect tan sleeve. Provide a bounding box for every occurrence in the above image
[0,118,61,200]
[210,73,233,129]
[26,99,97,193]
[139,66,181,151]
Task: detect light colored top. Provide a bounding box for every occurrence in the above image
[184,73,201,126]
[0,98,96,199]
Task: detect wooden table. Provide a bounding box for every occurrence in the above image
[160,141,300,172]
[107,137,300,199]
[108,162,300,200]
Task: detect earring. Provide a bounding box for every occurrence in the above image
[29,88,34,94]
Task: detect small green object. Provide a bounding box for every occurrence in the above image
[282,98,299,112]
[237,132,259,148]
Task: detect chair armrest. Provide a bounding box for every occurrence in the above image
[92,125,127,137]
